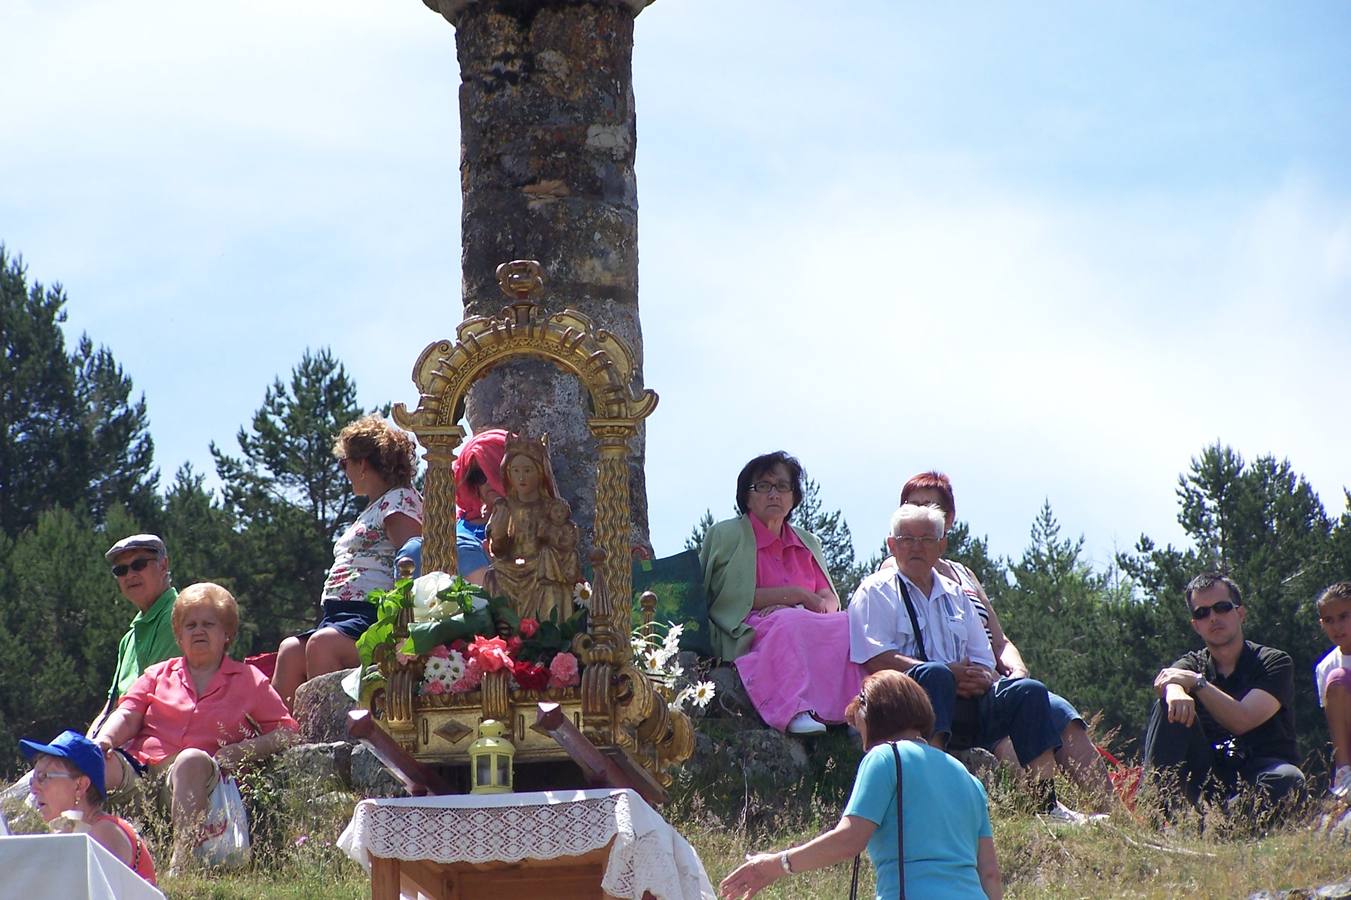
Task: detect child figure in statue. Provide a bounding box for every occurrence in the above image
[483,434,571,620]
[538,498,582,620]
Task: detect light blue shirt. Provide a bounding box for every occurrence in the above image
[843,741,992,899]
[847,567,995,668]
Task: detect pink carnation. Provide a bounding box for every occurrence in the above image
[519,617,539,638]
[468,636,513,672]
[422,680,447,695]
[429,645,451,659]
[451,657,485,692]
[548,652,580,689]
[396,650,418,665]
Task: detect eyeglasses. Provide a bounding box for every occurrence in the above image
[748,481,792,495]
[892,535,939,547]
[31,770,75,786]
[1191,599,1238,620]
[111,557,157,578]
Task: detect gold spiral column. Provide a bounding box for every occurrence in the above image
[589,421,636,664]
[414,426,465,575]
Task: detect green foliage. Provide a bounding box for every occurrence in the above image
[0,505,143,767]
[354,578,416,671]
[684,508,716,553]
[0,247,157,538]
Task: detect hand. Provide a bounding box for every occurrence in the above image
[1166,693,1197,727]
[94,734,115,755]
[720,853,781,899]
[756,604,793,618]
[949,660,994,698]
[214,743,248,773]
[814,589,840,614]
[1154,668,1201,694]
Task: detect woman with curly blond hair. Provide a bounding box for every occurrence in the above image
[273,415,423,707]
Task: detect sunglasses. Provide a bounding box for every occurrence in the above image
[111,557,157,578]
[1191,599,1238,620]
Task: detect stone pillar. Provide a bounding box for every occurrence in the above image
[422,0,656,556]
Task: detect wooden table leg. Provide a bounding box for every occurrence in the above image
[371,854,401,900]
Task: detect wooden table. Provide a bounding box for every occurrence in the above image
[338,789,713,900]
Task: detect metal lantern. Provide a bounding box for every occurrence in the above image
[469,719,515,794]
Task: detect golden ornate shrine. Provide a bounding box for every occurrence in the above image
[373,260,693,787]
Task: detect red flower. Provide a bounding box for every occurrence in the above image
[518,617,540,638]
[450,639,467,652]
[507,635,523,654]
[468,636,513,672]
[512,660,550,692]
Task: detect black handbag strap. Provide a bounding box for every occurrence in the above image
[895,574,927,662]
[849,741,905,900]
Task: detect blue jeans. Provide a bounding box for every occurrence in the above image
[907,662,1062,766]
[1142,700,1306,809]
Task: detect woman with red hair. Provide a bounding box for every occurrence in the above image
[895,471,1112,807]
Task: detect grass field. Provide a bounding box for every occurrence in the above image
[8,736,1347,899]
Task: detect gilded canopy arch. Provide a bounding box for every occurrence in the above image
[391,260,657,626]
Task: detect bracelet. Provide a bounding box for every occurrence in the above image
[779,850,794,874]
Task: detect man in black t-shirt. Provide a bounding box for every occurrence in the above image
[1143,572,1305,813]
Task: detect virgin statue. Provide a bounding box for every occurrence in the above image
[482,433,580,620]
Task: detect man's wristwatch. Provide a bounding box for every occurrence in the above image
[1190,675,1208,696]
[779,850,794,874]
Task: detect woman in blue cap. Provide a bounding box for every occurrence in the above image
[21,729,157,885]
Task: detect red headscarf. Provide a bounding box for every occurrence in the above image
[452,429,508,521]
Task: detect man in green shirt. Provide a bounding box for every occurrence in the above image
[92,534,180,730]
[2,535,180,808]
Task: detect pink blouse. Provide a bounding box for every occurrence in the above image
[750,515,830,594]
[119,656,298,766]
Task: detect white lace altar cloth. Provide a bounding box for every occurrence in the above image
[337,788,714,900]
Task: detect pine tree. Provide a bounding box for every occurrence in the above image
[211,349,370,652]
[0,247,158,537]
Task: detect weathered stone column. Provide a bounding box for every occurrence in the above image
[422,0,655,555]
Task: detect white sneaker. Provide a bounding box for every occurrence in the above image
[1040,802,1106,826]
[1331,765,1351,799]
[786,712,826,735]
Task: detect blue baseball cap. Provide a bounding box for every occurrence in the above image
[18,730,106,799]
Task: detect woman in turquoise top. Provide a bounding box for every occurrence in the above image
[720,670,1002,900]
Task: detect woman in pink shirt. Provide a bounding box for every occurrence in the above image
[701,451,865,734]
[94,582,298,870]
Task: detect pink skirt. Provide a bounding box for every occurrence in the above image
[734,608,866,732]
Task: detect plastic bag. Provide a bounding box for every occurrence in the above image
[193,772,251,868]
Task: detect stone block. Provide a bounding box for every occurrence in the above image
[293,668,360,744]
[274,741,352,792]
[349,744,410,798]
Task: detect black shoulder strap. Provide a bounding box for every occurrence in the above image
[895,574,927,662]
[891,741,906,899]
[849,742,907,900]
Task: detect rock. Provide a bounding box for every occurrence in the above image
[1316,883,1351,899]
[292,668,360,744]
[349,744,408,798]
[685,725,810,795]
[705,663,755,719]
[274,741,352,791]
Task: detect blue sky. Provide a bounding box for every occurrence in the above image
[4,1,1349,576]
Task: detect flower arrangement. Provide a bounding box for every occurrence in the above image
[358,573,712,711]
[357,573,589,698]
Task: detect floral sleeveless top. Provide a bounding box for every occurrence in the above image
[322,487,423,605]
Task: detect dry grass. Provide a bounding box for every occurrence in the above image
[9,753,1349,899]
